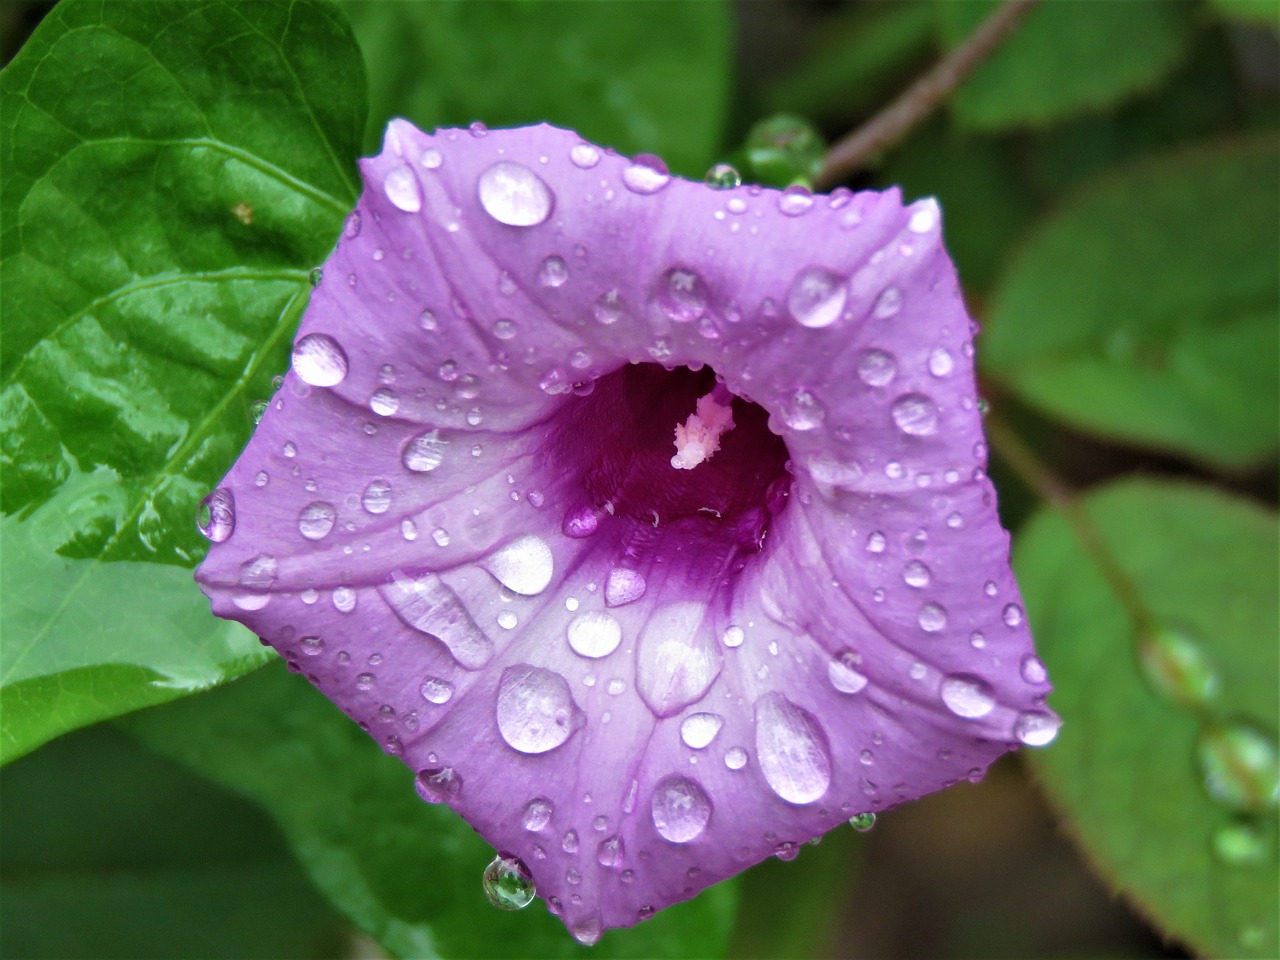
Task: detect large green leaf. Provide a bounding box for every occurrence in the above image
[981,138,1279,469]
[124,663,741,959]
[937,0,1192,131]
[0,724,346,958]
[1016,479,1278,958]
[0,0,366,759]
[342,0,731,176]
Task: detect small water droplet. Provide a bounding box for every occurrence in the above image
[522,797,553,831]
[561,829,579,853]
[570,143,601,168]
[848,812,876,832]
[567,611,622,658]
[477,161,554,226]
[892,393,939,437]
[496,664,581,754]
[918,602,947,633]
[571,916,602,946]
[483,854,536,910]
[657,268,708,323]
[361,479,392,515]
[781,389,826,431]
[725,746,748,770]
[902,560,931,588]
[908,199,939,233]
[369,388,399,417]
[787,267,847,329]
[420,147,443,169]
[623,155,670,194]
[593,289,626,325]
[239,554,278,590]
[597,835,624,867]
[704,163,741,189]
[605,567,646,607]
[828,650,868,694]
[865,531,887,554]
[403,429,447,472]
[680,713,725,749]
[1002,603,1024,628]
[308,267,323,287]
[722,626,745,648]
[940,674,996,719]
[778,186,813,216]
[1138,625,1218,707]
[538,255,569,288]
[1014,710,1061,747]
[497,610,518,630]
[1212,820,1269,865]
[384,165,422,212]
[651,775,712,842]
[856,349,896,387]
[491,319,517,340]
[292,333,348,387]
[872,286,902,319]
[415,766,461,803]
[197,488,235,542]
[1197,723,1279,813]
[297,501,336,540]
[420,676,453,705]
[1020,654,1048,685]
[928,348,954,377]
[562,503,599,538]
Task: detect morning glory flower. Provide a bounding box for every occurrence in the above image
[195,120,1059,944]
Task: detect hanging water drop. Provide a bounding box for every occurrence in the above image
[1197,723,1279,813]
[384,165,423,212]
[197,488,235,542]
[622,155,670,194]
[482,854,536,910]
[1138,624,1219,708]
[848,812,876,832]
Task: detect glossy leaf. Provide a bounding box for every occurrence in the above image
[0,0,366,757]
[982,138,1279,469]
[124,663,741,959]
[938,0,1192,130]
[1016,479,1278,958]
[342,0,731,176]
[0,724,346,958]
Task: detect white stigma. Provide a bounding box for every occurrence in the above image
[671,388,735,470]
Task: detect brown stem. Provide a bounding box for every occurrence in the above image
[816,0,1041,188]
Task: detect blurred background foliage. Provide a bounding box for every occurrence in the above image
[1,0,1276,958]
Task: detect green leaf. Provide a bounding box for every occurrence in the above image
[0,0,367,755]
[123,663,741,959]
[1015,479,1278,958]
[342,0,731,176]
[1205,0,1280,25]
[938,0,1192,130]
[981,138,1280,469]
[0,723,346,958]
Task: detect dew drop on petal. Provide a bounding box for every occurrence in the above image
[420,147,443,169]
[928,348,954,377]
[908,199,939,233]
[292,333,349,387]
[848,812,877,832]
[538,255,569,288]
[786,267,847,329]
[402,429,447,472]
[239,554,278,590]
[198,488,235,542]
[606,568,646,607]
[1014,710,1061,747]
[415,766,461,803]
[722,626,745,648]
[680,712,724,749]
[657,268,708,323]
[755,692,832,804]
[369,388,399,416]
[491,319,517,340]
[828,651,868,695]
[562,503,599,538]
[496,664,580,754]
[1197,723,1279,813]
[420,676,454,705]
[477,161,554,227]
[522,797,553,831]
[571,917,602,946]
[384,165,423,213]
[1002,603,1025,627]
[650,775,712,842]
[596,834,624,867]
[483,854,536,910]
[566,611,623,659]
[704,163,741,189]
[940,674,996,719]
[781,389,826,431]
[725,746,748,770]
[570,143,601,169]
[623,155,670,194]
[482,535,554,595]
[902,560,931,588]
[362,479,392,515]
[872,286,902,319]
[297,501,336,541]
[593,290,626,325]
[636,602,721,717]
[857,349,896,387]
[892,393,939,437]
[1020,654,1048,685]
[381,572,493,669]
[778,186,814,216]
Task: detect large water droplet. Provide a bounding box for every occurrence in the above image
[781,389,826,431]
[1139,625,1218,708]
[680,712,725,749]
[636,602,721,717]
[482,535,554,595]
[292,333,349,387]
[902,560,931,588]
[892,393,939,437]
[362,479,392,515]
[1013,710,1061,747]
[477,161,553,226]
[1197,723,1279,813]
[420,676,454,704]
[571,916,602,946]
[297,501,336,541]
[622,155,670,194]
[522,797,553,831]
[384,165,422,213]
[940,674,996,719]
[651,775,712,842]
[403,429,447,472]
[605,568,646,607]
[198,488,235,542]
[415,766,460,803]
[828,651,868,694]
[848,812,876,832]
[496,664,581,754]
[483,854,536,910]
[755,692,832,804]
[567,611,622,658]
[657,268,708,323]
[857,349,897,387]
[380,572,493,669]
[786,267,847,329]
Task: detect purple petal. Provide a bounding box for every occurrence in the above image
[195,120,1059,942]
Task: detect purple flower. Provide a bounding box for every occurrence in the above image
[195,120,1059,943]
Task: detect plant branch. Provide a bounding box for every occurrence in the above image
[816,0,1041,188]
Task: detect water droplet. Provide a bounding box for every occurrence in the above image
[848,812,876,832]
[724,746,748,770]
[415,766,460,803]
[777,186,813,216]
[908,199,939,233]
[781,389,826,431]
[1014,710,1061,747]
[622,155,670,194]
[1138,625,1218,707]
[680,713,724,749]
[239,554,278,590]
[605,568,646,607]
[865,531,886,554]
[297,501,336,541]
[651,775,712,842]
[902,560,931,588]
[872,286,902,319]
[928,348,954,377]
[940,674,996,719]
[722,626,745,648]
[1197,723,1279,813]
[787,267,847,329]
[420,147,443,169]
[483,535,554,595]
[292,333,348,387]
[593,289,625,325]
[571,916,602,946]
[420,676,453,704]
[1002,603,1024,628]
[332,586,356,613]
[636,602,721,716]
[828,651,868,694]
[856,349,896,387]
[496,664,581,754]
[308,267,323,287]
[369,389,399,417]
[497,610,517,630]
[755,692,832,804]
[704,163,741,189]
[567,611,622,658]
[198,488,235,542]
[522,797,553,831]
[384,165,422,212]
[477,161,553,226]
[537,255,569,288]
[483,855,536,910]
[400,519,418,541]
[420,309,438,331]
[657,268,708,323]
[361,479,392,515]
[491,319,517,340]
[380,572,493,669]
[562,504,598,538]
[1212,820,1268,865]
[403,429,447,472]
[918,602,947,633]
[892,393,939,437]
[596,834,624,867]
[1020,654,1048,685]
[570,143,601,169]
